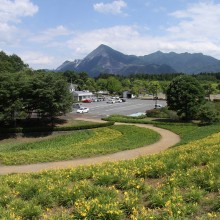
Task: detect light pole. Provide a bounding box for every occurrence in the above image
[154,84,158,108]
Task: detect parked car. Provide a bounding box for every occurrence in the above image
[73,103,82,109]
[107,99,115,104]
[115,98,122,103]
[91,98,98,102]
[76,107,89,113]
[154,104,163,109]
[121,98,126,102]
[97,97,105,101]
[82,99,92,103]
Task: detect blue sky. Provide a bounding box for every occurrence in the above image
[1,0,220,69]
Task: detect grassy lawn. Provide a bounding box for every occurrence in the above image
[104,114,220,145]
[0,125,160,165]
[0,126,220,219]
[0,119,99,151]
[157,122,220,146]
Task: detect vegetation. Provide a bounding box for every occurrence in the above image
[103,114,220,145]
[166,75,205,120]
[0,125,160,165]
[0,130,220,219]
[1,51,220,219]
[0,51,28,73]
[0,72,73,124]
[0,118,114,134]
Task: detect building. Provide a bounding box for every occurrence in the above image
[123,91,136,99]
[72,90,94,101]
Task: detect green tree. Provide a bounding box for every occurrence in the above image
[148,81,161,96]
[203,83,217,100]
[0,51,28,73]
[121,78,131,91]
[166,75,205,121]
[30,73,72,120]
[131,80,145,96]
[85,78,97,93]
[96,78,108,91]
[62,70,79,83]
[106,77,122,94]
[0,72,26,123]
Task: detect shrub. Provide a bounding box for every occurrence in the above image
[146,107,179,120]
[197,103,220,124]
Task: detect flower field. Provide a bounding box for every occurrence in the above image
[0,125,160,165]
[0,130,220,219]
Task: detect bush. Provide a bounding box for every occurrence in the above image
[146,107,179,120]
[197,103,220,124]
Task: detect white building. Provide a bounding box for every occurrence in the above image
[69,82,94,101]
[72,90,94,101]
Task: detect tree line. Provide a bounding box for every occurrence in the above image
[62,70,220,98]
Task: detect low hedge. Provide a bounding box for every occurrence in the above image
[102,115,195,127]
[0,121,115,134]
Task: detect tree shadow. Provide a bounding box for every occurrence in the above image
[151,118,180,123]
[0,117,67,140]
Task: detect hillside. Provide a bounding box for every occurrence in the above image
[56,44,220,76]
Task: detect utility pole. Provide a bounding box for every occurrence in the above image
[154,84,158,108]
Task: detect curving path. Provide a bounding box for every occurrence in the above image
[0,119,180,175]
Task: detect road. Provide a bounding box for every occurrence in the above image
[72,99,167,118]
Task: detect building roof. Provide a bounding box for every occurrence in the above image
[72,90,93,96]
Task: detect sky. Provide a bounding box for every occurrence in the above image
[1,0,220,70]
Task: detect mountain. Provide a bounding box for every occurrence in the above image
[141,51,220,74]
[56,59,82,72]
[56,44,220,76]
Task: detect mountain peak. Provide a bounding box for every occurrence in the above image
[84,44,124,62]
[97,44,111,50]
[56,44,220,76]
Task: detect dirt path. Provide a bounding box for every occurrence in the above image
[0,119,180,175]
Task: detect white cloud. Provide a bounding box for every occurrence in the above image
[93,0,127,14]
[0,0,38,46]
[67,25,140,57]
[65,23,220,62]
[19,51,55,69]
[168,1,220,41]
[0,0,38,23]
[30,25,72,43]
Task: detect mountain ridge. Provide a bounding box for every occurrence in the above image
[56,44,220,77]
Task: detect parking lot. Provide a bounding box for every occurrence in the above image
[72,99,167,118]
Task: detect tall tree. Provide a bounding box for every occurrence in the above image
[27,73,73,120]
[106,77,122,94]
[0,72,25,123]
[166,75,205,120]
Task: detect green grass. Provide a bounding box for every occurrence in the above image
[0,125,160,165]
[0,130,220,219]
[157,123,220,146]
[104,114,220,145]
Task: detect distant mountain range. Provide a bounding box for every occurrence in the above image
[56,44,220,77]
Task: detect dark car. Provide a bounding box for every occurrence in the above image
[73,103,82,109]
[121,98,126,102]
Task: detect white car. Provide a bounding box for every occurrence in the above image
[76,107,89,113]
[107,99,115,104]
[115,98,122,103]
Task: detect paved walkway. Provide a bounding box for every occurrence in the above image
[0,119,180,175]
